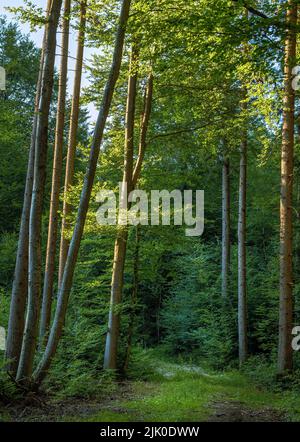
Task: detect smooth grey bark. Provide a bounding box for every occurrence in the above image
[40,0,71,345]
[16,0,63,382]
[278,0,297,374]
[59,0,87,287]
[221,155,230,298]
[5,0,52,376]
[33,0,132,385]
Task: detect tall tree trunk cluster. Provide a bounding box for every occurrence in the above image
[220,1,298,372]
[6,0,132,386]
[6,0,298,389]
[104,54,154,370]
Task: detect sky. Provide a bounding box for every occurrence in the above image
[0,0,98,122]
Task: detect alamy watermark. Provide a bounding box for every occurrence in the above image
[0,66,6,91]
[96,183,204,237]
[0,326,6,351]
[292,66,300,90]
[292,326,300,351]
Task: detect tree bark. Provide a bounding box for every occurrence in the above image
[132,73,154,187]
[103,72,153,370]
[58,0,87,287]
[278,0,297,375]
[221,154,230,298]
[238,97,248,367]
[103,46,139,370]
[40,0,71,346]
[123,224,141,373]
[16,0,63,382]
[33,0,132,385]
[5,0,52,377]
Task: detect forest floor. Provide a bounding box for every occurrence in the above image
[2,358,300,422]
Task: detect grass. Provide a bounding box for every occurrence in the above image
[67,360,300,422]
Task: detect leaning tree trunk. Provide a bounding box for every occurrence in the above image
[40,0,71,346]
[278,0,297,374]
[221,154,230,299]
[58,0,87,287]
[103,46,138,370]
[5,0,52,377]
[238,96,248,367]
[33,0,132,385]
[16,0,63,382]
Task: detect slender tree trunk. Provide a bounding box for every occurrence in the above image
[123,224,141,373]
[103,46,138,370]
[104,72,153,370]
[59,0,87,287]
[33,0,132,385]
[278,0,297,374]
[221,155,230,298]
[132,73,154,187]
[238,97,248,367]
[5,0,52,376]
[16,0,63,382]
[40,0,71,346]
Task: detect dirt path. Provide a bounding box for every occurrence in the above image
[208,401,285,422]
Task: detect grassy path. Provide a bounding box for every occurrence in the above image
[68,361,300,422]
[3,360,300,422]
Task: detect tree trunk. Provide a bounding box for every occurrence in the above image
[238,98,248,367]
[104,72,153,370]
[33,0,132,385]
[40,0,71,346]
[221,155,230,298]
[123,224,141,373]
[5,0,52,377]
[278,0,297,374]
[16,0,63,382]
[103,46,139,370]
[132,73,154,187]
[58,0,87,287]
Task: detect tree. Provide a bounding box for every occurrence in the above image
[40,0,72,345]
[5,0,53,376]
[238,94,248,366]
[59,0,87,287]
[221,148,230,299]
[103,46,139,370]
[278,0,297,374]
[16,0,63,382]
[33,0,132,385]
[103,67,153,370]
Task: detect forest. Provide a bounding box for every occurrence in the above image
[1,0,300,424]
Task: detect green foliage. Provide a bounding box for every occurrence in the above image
[0,360,18,403]
[2,0,300,416]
